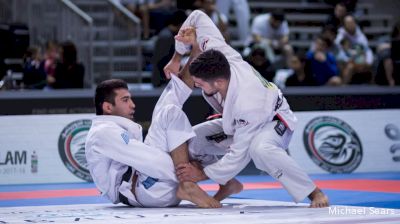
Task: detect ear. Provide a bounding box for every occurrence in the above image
[214,78,226,88]
[102,102,113,115]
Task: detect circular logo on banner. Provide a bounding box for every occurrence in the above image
[303,116,362,173]
[59,119,92,182]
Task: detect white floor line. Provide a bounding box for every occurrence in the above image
[1,199,399,223]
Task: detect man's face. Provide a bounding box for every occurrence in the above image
[344,16,356,34]
[335,4,347,19]
[288,56,301,70]
[108,88,136,120]
[192,76,219,97]
[315,38,327,52]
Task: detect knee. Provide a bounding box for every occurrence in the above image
[249,134,275,158]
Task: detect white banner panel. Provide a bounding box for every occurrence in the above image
[1,109,399,185]
[289,109,400,174]
[0,114,94,185]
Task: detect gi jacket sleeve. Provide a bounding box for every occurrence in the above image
[91,123,177,182]
[203,110,266,185]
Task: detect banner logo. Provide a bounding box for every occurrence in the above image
[384,124,400,162]
[303,116,362,173]
[59,119,92,181]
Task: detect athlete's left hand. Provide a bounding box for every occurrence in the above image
[176,163,207,182]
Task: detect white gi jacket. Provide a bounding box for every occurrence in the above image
[85,76,194,205]
[176,10,298,185]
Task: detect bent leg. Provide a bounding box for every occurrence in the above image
[146,101,221,208]
[190,119,243,201]
[249,121,326,206]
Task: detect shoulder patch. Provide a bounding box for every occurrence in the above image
[201,38,209,51]
[234,118,249,128]
[121,131,130,144]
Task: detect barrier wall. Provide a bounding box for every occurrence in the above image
[1,109,399,185]
[1,86,400,184]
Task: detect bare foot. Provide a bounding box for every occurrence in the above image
[177,182,222,208]
[213,178,243,201]
[308,187,329,208]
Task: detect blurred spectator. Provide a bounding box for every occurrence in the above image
[52,41,84,89]
[151,10,187,87]
[309,25,338,54]
[391,21,400,86]
[335,15,373,84]
[246,47,275,81]
[324,0,358,13]
[246,10,293,63]
[285,55,317,86]
[307,35,342,86]
[43,41,59,88]
[216,0,250,45]
[325,2,347,32]
[197,0,229,42]
[374,43,394,86]
[22,46,46,89]
[120,0,175,39]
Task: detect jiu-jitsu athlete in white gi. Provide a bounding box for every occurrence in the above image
[85,77,223,208]
[164,10,329,208]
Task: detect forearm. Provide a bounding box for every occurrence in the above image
[179,43,202,88]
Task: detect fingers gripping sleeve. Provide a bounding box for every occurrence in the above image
[175,10,226,55]
[92,126,177,182]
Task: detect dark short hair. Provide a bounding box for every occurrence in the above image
[271,10,285,22]
[189,49,230,81]
[317,34,333,48]
[95,79,128,115]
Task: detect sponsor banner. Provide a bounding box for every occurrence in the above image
[0,114,94,184]
[1,109,399,185]
[289,109,400,174]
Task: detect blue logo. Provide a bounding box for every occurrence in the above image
[142,177,159,189]
[121,132,130,144]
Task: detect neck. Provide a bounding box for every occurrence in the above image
[219,78,229,100]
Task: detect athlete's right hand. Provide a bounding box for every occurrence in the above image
[164,52,182,79]
[163,59,180,79]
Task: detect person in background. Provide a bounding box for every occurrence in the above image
[335,15,373,84]
[285,55,317,87]
[22,46,46,89]
[246,47,275,81]
[391,20,400,86]
[197,0,230,42]
[53,41,85,89]
[374,42,394,86]
[43,40,59,89]
[325,2,347,32]
[215,0,250,45]
[247,10,293,64]
[307,35,342,86]
[152,10,187,87]
[120,0,175,39]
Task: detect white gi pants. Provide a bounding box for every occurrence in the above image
[190,119,316,203]
[133,76,195,207]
